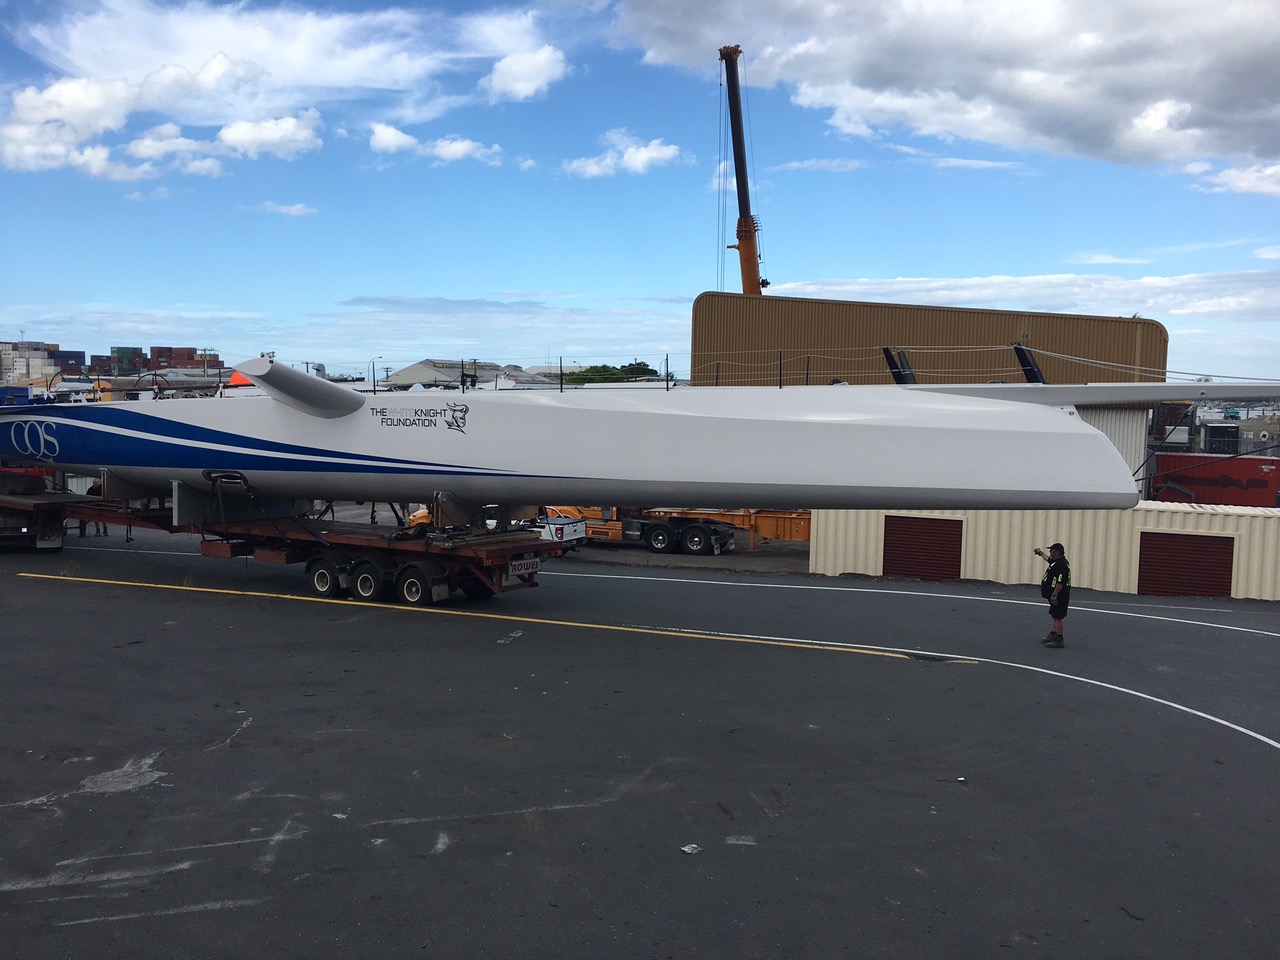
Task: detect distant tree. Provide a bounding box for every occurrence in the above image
[563,364,627,385]
[563,360,664,385]
[620,360,660,379]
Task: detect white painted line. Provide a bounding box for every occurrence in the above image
[541,570,1280,638]
[641,625,1280,753]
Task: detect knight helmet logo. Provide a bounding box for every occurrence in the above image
[445,403,469,434]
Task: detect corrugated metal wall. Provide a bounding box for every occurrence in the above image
[691,292,1168,387]
[811,502,1280,601]
[1077,408,1150,475]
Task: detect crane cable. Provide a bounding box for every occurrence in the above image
[716,62,729,291]
[739,53,766,283]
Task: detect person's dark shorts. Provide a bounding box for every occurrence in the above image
[1049,599,1069,619]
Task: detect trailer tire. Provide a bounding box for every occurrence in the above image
[395,563,443,606]
[680,524,712,555]
[644,523,676,553]
[457,571,497,601]
[350,560,389,602]
[307,558,345,598]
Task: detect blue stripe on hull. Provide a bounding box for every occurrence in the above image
[0,404,452,470]
[0,406,568,482]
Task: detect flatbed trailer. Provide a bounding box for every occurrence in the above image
[0,491,71,550]
[640,507,810,549]
[2,491,567,605]
[548,505,738,555]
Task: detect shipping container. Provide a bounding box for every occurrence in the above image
[1152,453,1280,508]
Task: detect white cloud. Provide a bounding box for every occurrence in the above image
[182,157,222,177]
[369,122,419,154]
[262,201,317,216]
[1,0,560,179]
[708,158,753,195]
[424,136,502,165]
[0,75,153,178]
[615,0,1280,165]
[17,0,437,119]
[771,158,862,172]
[125,122,209,160]
[367,123,501,165]
[755,267,1280,377]
[217,109,323,160]
[1071,253,1153,265]
[563,128,683,178]
[772,268,1280,328]
[1256,246,1280,260]
[931,157,1022,170]
[126,186,171,202]
[482,45,569,102]
[1200,164,1280,199]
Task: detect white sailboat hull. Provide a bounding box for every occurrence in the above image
[0,357,1140,510]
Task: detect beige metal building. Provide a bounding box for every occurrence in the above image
[690,292,1168,386]
[810,502,1280,601]
[688,292,1280,602]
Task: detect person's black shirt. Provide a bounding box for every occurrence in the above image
[1041,557,1071,602]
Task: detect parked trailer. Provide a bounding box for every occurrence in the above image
[194,515,557,603]
[548,505,737,555]
[0,465,64,551]
[5,490,572,604]
[640,507,810,550]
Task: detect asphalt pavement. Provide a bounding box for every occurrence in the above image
[1,525,1277,959]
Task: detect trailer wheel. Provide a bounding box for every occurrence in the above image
[350,560,389,602]
[644,523,676,553]
[457,571,497,601]
[680,524,713,555]
[395,563,444,606]
[307,558,345,598]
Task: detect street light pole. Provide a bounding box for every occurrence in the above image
[369,356,382,395]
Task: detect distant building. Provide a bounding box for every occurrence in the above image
[385,359,558,390]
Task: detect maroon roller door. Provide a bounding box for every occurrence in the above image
[1137,531,1234,597]
[883,515,962,581]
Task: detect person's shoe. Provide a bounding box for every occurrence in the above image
[1044,636,1064,648]
[1041,632,1057,644]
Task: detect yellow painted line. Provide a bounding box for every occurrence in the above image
[16,572,911,660]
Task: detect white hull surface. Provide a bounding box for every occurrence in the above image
[1,356,1141,510]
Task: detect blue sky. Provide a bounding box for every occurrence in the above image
[1,0,1278,381]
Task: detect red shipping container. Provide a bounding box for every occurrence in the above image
[1152,453,1280,507]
